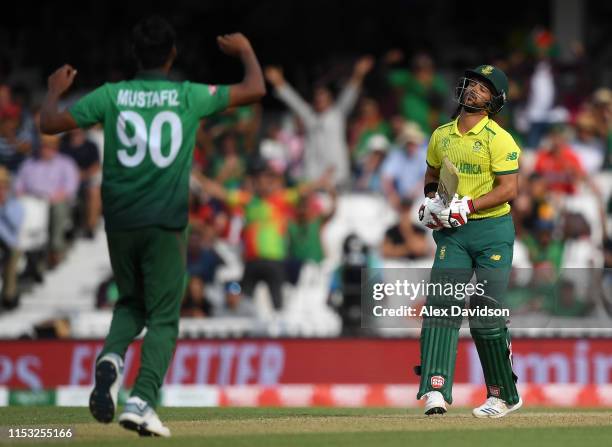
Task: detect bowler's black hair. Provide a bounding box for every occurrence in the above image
[132,16,176,69]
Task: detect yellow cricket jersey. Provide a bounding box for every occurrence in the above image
[426,116,520,219]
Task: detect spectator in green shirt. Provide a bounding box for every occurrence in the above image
[522,219,564,275]
[207,131,245,190]
[286,185,337,283]
[386,52,449,134]
[195,158,332,309]
[541,279,593,317]
[349,97,392,164]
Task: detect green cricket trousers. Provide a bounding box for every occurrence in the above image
[416,214,520,405]
[99,226,187,407]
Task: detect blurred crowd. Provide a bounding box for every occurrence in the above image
[1,28,611,326]
[0,86,102,310]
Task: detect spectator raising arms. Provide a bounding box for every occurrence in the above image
[265,56,374,187]
[194,158,332,310]
[287,182,337,283]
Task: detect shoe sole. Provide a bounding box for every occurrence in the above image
[119,419,156,437]
[425,406,447,415]
[119,418,169,437]
[89,361,117,423]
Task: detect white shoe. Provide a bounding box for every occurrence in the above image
[89,353,123,423]
[423,391,447,415]
[119,396,171,437]
[472,396,523,418]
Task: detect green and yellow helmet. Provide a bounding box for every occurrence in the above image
[455,65,509,114]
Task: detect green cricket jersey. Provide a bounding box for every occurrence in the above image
[70,71,230,231]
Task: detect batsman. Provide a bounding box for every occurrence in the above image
[416,65,522,418]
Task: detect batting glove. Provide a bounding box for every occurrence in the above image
[418,194,446,230]
[439,194,475,228]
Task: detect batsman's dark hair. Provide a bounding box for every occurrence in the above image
[132,16,176,70]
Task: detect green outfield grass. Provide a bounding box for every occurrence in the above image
[0,407,611,447]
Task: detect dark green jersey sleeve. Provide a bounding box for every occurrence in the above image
[69,85,111,128]
[189,84,230,118]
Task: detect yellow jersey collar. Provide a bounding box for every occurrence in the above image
[451,116,490,136]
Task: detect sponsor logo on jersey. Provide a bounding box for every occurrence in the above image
[490,254,501,261]
[488,385,501,397]
[431,375,445,389]
[458,162,482,175]
[439,246,446,260]
[506,152,518,161]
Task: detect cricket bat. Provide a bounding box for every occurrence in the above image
[437,156,460,207]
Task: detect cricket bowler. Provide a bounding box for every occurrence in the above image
[39,17,265,436]
[417,65,522,418]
